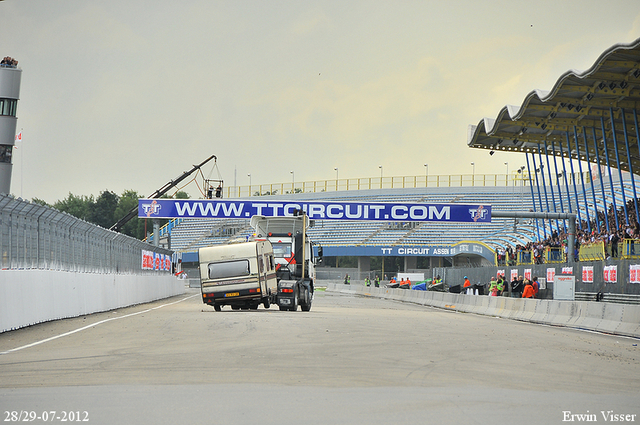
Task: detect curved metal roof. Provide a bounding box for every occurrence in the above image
[468,37,640,173]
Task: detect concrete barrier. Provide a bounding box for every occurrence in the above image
[574,302,605,331]
[530,300,551,324]
[1,270,185,333]
[323,284,640,337]
[544,301,576,327]
[595,303,625,335]
[616,305,640,337]
[513,298,537,321]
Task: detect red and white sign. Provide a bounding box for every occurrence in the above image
[142,250,171,271]
[630,265,640,284]
[604,265,617,283]
[582,266,594,283]
[524,269,532,281]
[546,268,555,283]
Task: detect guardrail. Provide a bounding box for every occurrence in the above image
[222,171,592,198]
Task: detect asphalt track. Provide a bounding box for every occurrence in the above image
[0,288,638,425]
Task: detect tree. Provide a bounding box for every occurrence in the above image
[54,193,94,221]
[115,190,145,239]
[90,190,119,229]
[31,198,49,207]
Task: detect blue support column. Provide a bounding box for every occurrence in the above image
[591,127,610,233]
[610,107,629,226]
[573,127,591,233]
[525,152,541,241]
[582,126,600,232]
[532,150,547,239]
[538,147,553,232]
[634,109,640,225]
[545,140,560,231]
[601,116,620,230]
[565,132,583,230]
[621,108,639,225]
[551,140,567,231]
[558,139,573,215]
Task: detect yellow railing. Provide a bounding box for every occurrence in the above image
[544,247,566,263]
[578,241,606,261]
[621,239,640,260]
[516,250,534,265]
[222,172,592,199]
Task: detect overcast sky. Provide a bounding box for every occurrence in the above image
[2,0,640,203]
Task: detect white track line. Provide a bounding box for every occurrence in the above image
[0,294,199,355]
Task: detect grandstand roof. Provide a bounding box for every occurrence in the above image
[468,37,640,174]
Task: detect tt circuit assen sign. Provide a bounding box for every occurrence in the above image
[138,199,491,223]
[321,242,495,263]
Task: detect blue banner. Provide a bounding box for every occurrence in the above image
[320,242,495,262]
[138,199,491,223]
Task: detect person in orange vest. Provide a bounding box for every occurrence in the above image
[531,276,539,298]
[522,280,535,298]
[463,276,471,288]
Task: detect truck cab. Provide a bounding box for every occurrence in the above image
[250,214,320,311]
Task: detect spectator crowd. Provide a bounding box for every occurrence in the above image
[496,197,640,265]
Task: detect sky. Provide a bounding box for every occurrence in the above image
[2,0,640,203]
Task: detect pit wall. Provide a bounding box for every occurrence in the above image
[326,283,640,339]
[0,270,185,333]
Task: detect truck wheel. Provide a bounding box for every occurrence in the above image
[263,297,271,309]
[250,303,259,310]
[301,287,312,312]
[290,289,299,311]
[279,305,288,311]
[213,304,222,312]
[231,305,240,310]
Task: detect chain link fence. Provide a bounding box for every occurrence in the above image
[0,194,172,273]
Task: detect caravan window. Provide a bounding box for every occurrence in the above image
[208,260,250,279]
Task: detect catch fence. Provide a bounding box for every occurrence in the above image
[0,194,172,273]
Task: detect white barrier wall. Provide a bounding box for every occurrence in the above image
[326,284,640,338]
[0,270,186,333]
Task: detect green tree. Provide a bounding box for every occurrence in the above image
[114,190,145,239]
[90,190,119,229]
[54,193,94,221]
[31,198,50,207]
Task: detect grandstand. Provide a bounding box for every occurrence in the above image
[165,171,640,259]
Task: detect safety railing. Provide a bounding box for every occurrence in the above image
[222,172,592,199]
[544,247,566,263]
[578,241,606,262]
[516,250,533,265]
[621,239,640,260]
[0,194,172,273]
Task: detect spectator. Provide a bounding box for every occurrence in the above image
[522,280,535,298]
[531,276,539,298]
[511,275,524,298]
[497,274,506,296]
[488,277,498,296]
